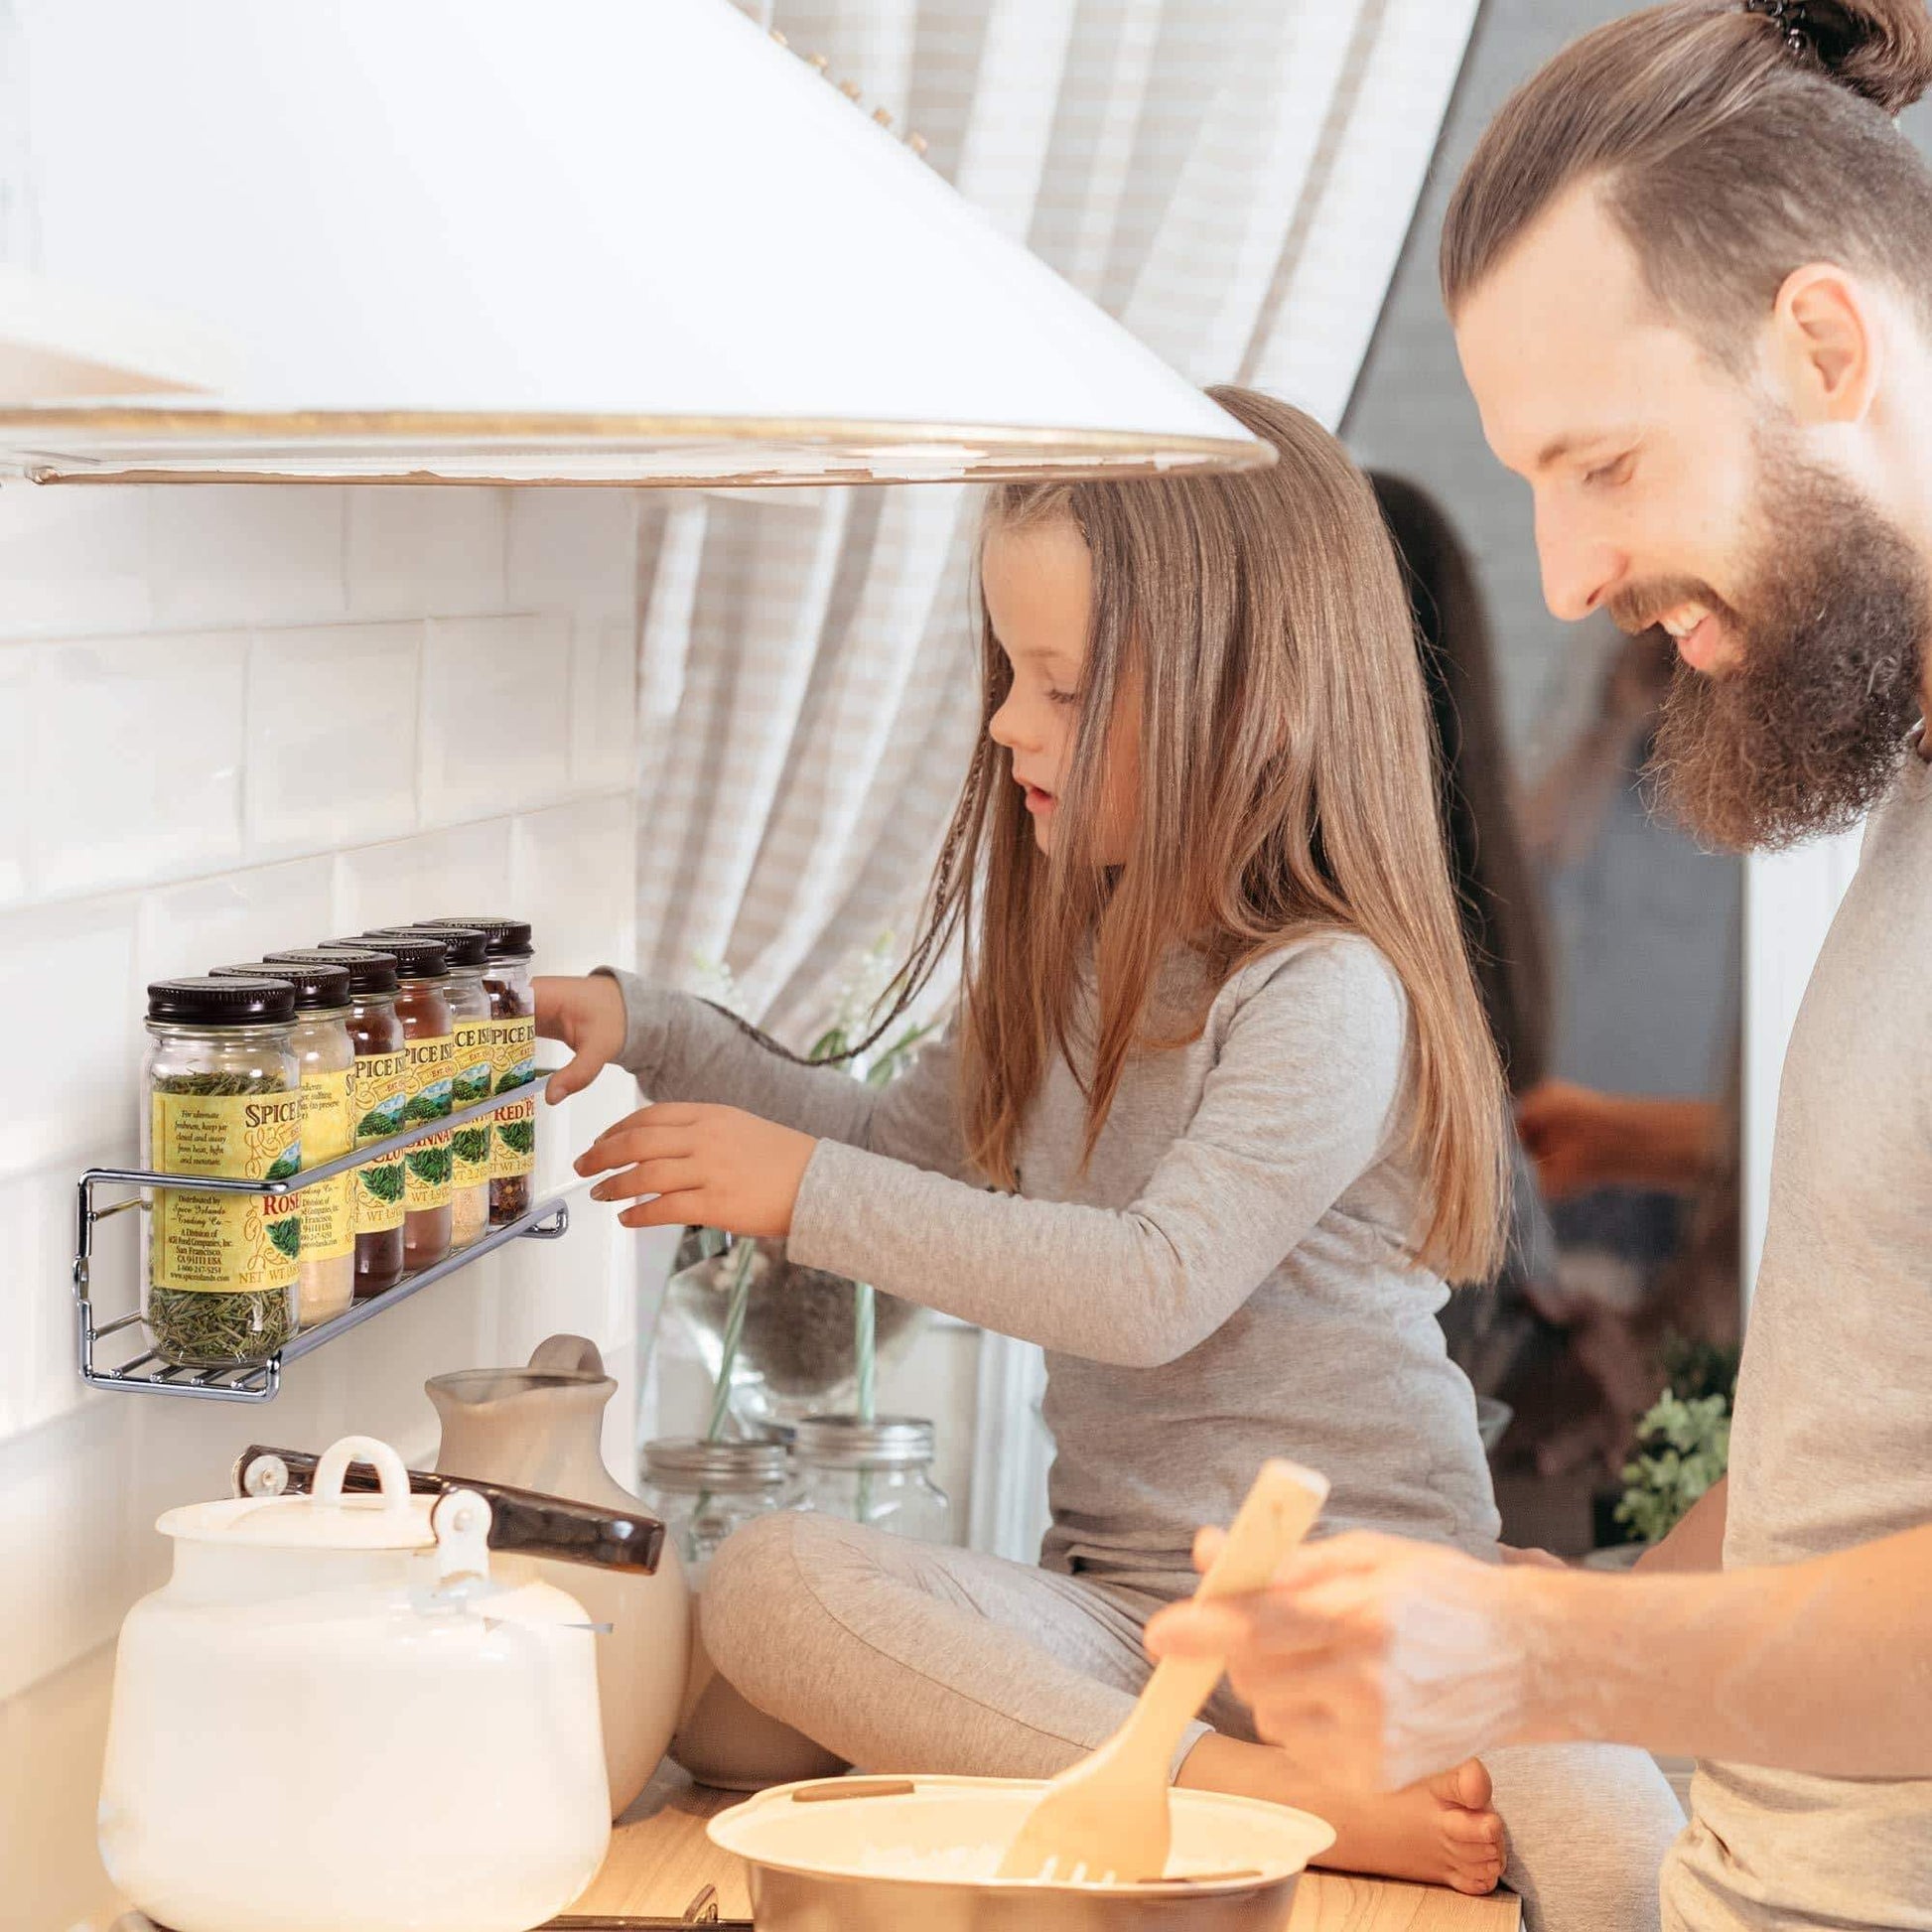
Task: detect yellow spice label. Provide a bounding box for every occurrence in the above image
[352,1047,409,1233]
[487,1014,537,1181]
[297,1066,355,1262]
[403,1032,455,1212]
[450,1018,494,1186]
[150,1091,302,1294]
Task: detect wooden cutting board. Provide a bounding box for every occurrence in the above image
[570,1770,1522,1930]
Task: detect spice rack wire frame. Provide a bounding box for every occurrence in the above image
[73,1073,569,1404]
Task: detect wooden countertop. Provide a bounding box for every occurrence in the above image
[571,1772,1522,1930]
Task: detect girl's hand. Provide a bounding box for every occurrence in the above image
[576,1102,816,1239]
[535,974,627,1104]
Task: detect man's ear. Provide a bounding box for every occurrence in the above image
[1769,265,1880,425]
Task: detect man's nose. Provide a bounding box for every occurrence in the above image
[1537,506,1623,622]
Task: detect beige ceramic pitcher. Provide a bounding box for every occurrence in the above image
[429,1335,689,1818]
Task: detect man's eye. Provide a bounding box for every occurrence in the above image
[1585,453,1635,489]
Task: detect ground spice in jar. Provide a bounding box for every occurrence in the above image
[324,935,453,1273]
[209,960,356,1326]
[368,925,490,1251]
[424,918,536,1227]
[269,948,405,1298]
[143,977,302,1368]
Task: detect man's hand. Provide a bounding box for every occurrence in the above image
[535,974,627,1105]
[575,1102,816,1239]
[1145,1531,1544,1790]
[1514,1079,1718,1200]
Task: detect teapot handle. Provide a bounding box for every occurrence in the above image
[314,1436,413,1513]
[528,1333,606,1378]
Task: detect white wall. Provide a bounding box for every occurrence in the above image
[0,480,651,1929]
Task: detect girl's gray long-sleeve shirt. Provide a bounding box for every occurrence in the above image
[605,929,1499,1594]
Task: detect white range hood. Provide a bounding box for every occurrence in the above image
[0,1,1267,488]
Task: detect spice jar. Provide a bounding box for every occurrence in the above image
[143,977,302,1369]
[640,1439,793,1578]
[268,948,406,1298]
[368,926,490,1251]
[424,918,536,1227]
[322,936,453,1274]
[787,1416,951,1544]
[209,960,356,1327]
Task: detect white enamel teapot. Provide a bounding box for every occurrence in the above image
[99,1435,623,1932]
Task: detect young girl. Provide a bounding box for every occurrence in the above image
[540,390,1682,1926]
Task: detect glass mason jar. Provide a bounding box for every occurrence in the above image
[270,948,407,1299]
[640,1439,793,1578]
[424,918,536,1228]
[142,977,303,1369]
[371,926,491,1251]
[209,960,356,1327]
[787,1416,950,1543]
[325,936,453,1274]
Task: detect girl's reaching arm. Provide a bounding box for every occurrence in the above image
[573,968,974,1180]
[587,937,1412,1363]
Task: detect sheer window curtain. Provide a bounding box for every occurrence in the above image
[633,0,1478,1555]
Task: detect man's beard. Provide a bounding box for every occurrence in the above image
[1642,446,1927,853]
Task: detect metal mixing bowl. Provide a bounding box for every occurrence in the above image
[708,1775,1334,1931]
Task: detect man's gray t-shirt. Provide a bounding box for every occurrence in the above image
[1662,746,1932,1930]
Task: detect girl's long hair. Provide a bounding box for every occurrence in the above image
[886,387,1507,1283]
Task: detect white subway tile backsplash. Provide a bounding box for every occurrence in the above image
[0,484,152,639]
[421,615,573,824]
[32,631,246,899]
[149,486,347,628]
[331,817,518,933]
[0,647,29,905]
[571,614,639,791]
[139,854,338,985]
[510,792,636,978]
[507,488,640,617]
[0,1404,134,1702]
[0,471,642,1896]
[0,895,140,1175]
[244,621,422,862]
[346,487,509,620]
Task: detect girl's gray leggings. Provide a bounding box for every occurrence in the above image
[702,1509,1686,1932]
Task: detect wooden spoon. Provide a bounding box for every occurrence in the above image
[996,1457,1329,1884]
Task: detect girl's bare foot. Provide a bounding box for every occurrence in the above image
[1313,1756,1506,1895]
[1178,1737,1506,1895]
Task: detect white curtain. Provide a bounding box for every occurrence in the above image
[634,0,1479,1549]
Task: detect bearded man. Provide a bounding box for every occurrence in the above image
[1151,5,1932,1929]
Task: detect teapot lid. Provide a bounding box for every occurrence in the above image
[158,1437,436,1552]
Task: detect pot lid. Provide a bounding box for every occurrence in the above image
[159,1435,436,1551]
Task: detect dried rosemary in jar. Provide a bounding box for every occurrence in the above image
[143,977,302,1369]
[425,918,536,1227]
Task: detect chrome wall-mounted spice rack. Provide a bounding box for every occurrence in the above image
[73,1079,569,1403]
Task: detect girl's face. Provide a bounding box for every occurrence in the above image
[982,518,1139,864]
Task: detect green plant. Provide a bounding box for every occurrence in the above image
[1616,1389,1731,1545]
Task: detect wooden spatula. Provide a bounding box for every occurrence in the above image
[996,1457,1329,1884]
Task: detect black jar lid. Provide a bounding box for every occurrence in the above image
[321,934,448,981]
[209,960,352,1012]
[267,946,400,998]
[147,976,297,1027]
[425,916,534,960]
[371,923,486,969]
